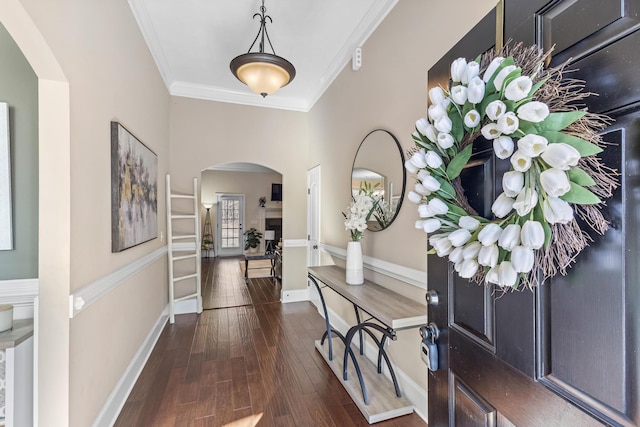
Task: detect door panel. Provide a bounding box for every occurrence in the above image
[427,0,640,425]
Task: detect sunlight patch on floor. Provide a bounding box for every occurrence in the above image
[223,413,263,427]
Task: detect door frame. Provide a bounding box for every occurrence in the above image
[307,165,321,308]
[215,193,245,257]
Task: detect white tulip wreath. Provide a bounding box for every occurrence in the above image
[406,43,618,289]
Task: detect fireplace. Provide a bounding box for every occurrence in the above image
[265,218,282,246]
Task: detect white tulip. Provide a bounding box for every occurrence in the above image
[449,247,464,264]
[428,198,449,215]
[491,192,515,218]
[462,241,482,259]
[502,171,524,197]
[407,191,422,204]
[429,86,447,105]
[410,150,428,169]
[521,220,545,249]
[437,133,455,149]
[542,196,574,224]
[510,150,532,172]
[416,118,430,136]
[517,101,550,123]
[486,100,507,121]
[423,218,442,233]
[478,223,503,246]
[540,143,581,170]
[511,246,535,273]
[481,123,502,140]
[415,219,425,229]
[414,182,431,196]
[421,175,441,192]
[418,203,434,218]
[478,244,499,267]
[493,65,517,91]
[540,168,571,197]
[450,85,468,105]
[513,187,538,216]
[459,258,479,279]
[434,116,453,134]
[497,112,519,135]
[459,216,480,231]
[464,61,480,84]
[497,261,518,287]
[432,236,453,256]
[464,110,481,128]
[467,77,486,104]
[450,58,467,83]
[417,169,430,182]
[498,223,521,250]
[449,228,472,247]
[504,76,533,101]
[405,160,419,174]
[517,134,548,158]
[485,265,500,284]
[426,151,444,169]
[493,136,515,159]
[428,103,447,122]
[483,56,505,82]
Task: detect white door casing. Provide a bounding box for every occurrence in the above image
[307,166,321,308]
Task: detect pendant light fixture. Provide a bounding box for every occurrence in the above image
[230,0,296,98]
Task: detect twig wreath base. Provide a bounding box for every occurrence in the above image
[406,43,618,290]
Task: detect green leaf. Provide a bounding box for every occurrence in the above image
[560,182,601,205]
[538,131,603,156]
[543,221,552,249]
[448,108,464,143]
[537,111,586,132]
[446,144,473,180]
[434,176,456,200]
[568,167,596,187]
[444,201,468,217]
[412,133,433,150]
[479,93,501,119]
[485,56,515,92]
[528,76,550,98]
[518,119,538,135]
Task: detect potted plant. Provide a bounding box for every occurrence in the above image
[243,228,262,253]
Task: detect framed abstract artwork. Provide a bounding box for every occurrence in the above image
[111,121,158,252]
[0,103,12,251]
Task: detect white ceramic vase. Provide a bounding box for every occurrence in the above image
[345,241,364,285]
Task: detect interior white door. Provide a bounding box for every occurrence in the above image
[307,166,321,307]
[216,194,245,257]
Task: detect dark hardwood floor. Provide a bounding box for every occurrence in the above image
[115,257,427,426]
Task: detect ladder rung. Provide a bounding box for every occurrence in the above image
[171,214,196,219]
[171,193,195,199]
[172,273,198,283]
[174,292,199,302]
[172,234,197,240]
[172,253,197,261]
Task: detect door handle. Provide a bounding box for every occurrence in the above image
[312,244,318,249]
[426,290,439,306]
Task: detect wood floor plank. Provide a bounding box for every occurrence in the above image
[115,257,427,427]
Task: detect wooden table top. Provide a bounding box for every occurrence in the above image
[308,265,428,330]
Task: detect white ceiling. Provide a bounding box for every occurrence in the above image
[128,0,398,112]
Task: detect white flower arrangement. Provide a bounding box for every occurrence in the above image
[406,43,617,289]
[343,186,387,241]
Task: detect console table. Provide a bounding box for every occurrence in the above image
[308,265,428,423]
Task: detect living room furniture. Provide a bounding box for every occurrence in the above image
[244,253,275,283]
[307,265,427,423]
[0,318,33,427]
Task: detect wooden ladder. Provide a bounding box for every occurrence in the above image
[166,174,202,324]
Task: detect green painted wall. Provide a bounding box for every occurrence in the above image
[0,23,38,279]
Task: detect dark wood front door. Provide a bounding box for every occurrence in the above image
[427,1,640,425]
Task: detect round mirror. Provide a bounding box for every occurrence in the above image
[351,129,406,231]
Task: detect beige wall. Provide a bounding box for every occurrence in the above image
[169,98,310,293]
[308,0,496,393]
[11,0,171,425]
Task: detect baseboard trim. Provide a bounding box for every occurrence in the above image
[320,244,428,290]
[281,288,310,303]
[92,310,168,427]
[324,305,428,422]
[283,239,307,248]
[69,246,167,318]
[0,278,38,319]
